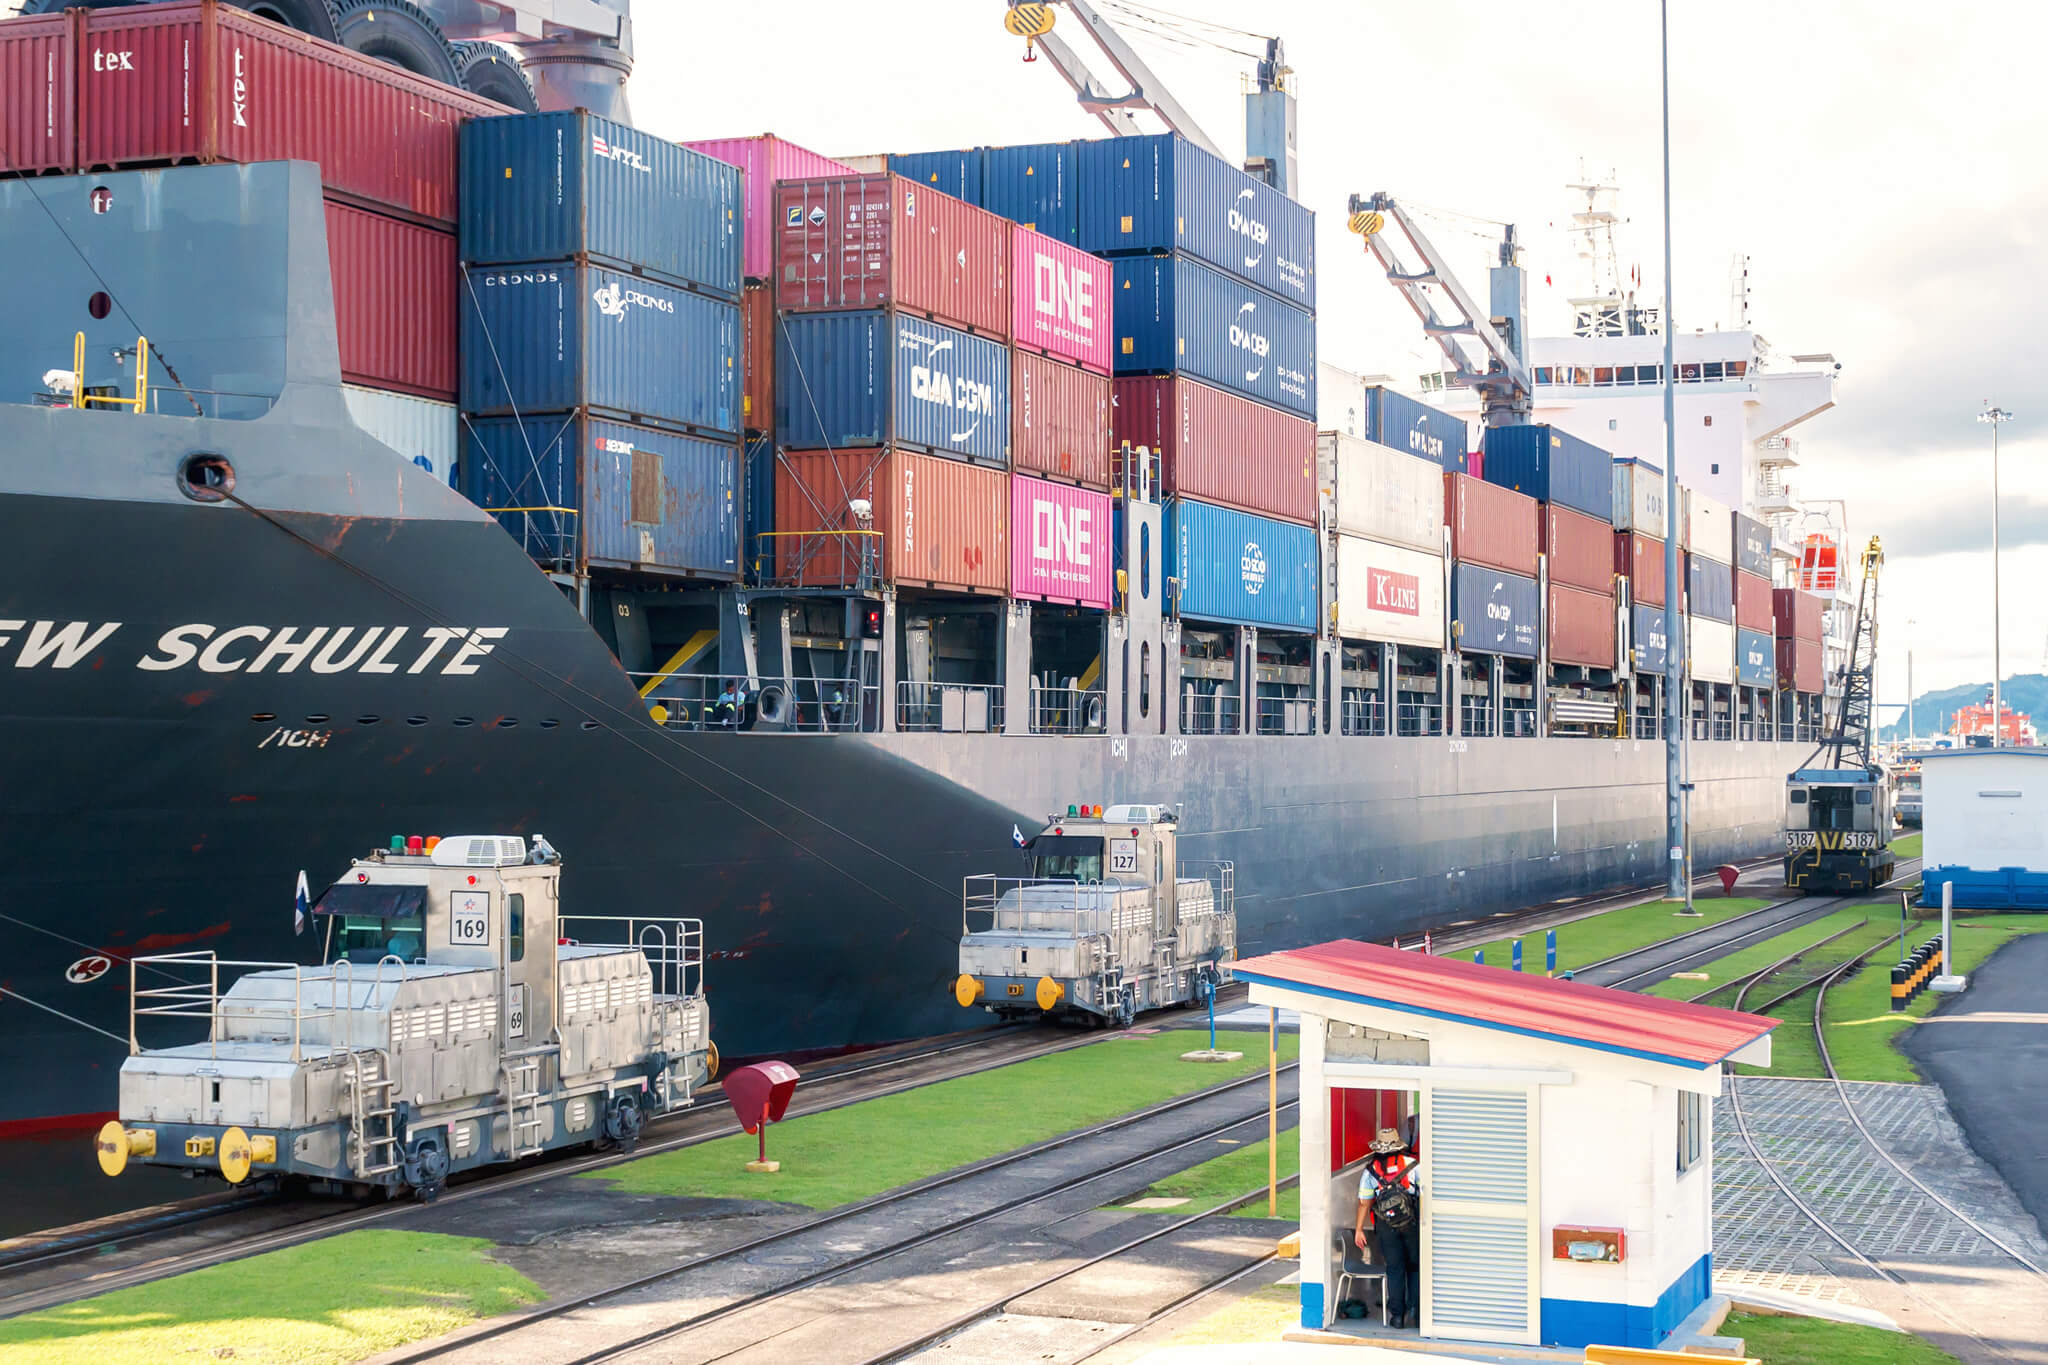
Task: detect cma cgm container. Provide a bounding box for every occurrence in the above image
[1734,570,1773,634]
[344,385,456,485]
[1773,587,1825,642]
[985,140,1080,243]
[773,448,1007,593]
[1111,254,1315,419]
[460,264,740,439]
[1115,375,1314,525]
[1543,503,1615,594]
[1686,553,1733,623]
[1737,628,1776,688]
[681,134,852,282]
[1012,474,1112,609]
[1481,424,1611,521]
[1362,386,1468,472]
[1616,530,1666,607]
[1692,618,1735,684]
[76,2,505,223]
[775,174,1010,339]
[1320,433,1443,554]
[1685,488,1733,563]
[1631,603,1669,674]
[1013,350,1110,488]
[1078,134,1316,308]
[1611,457,1668,536]
[1165,498,1317,632]
[1450,563,1540,659]
[1336,535,1446,648]
[1012,225,1112,373]
[774,310,1010,466]
[1547,583,1617,669]
[326,199,455,399]
[462,413,740,580]
[1734,512,1772,579]
[1443,473,1539,577]
[1,11,72,175]
[1778,637,1823,693]
[742,284,773,433]
[887,148,982,203]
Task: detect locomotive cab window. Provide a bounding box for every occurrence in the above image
[1031,835,1104,883]
[313,882,426,964]
[508,893,525,963]
[336,915,423,964]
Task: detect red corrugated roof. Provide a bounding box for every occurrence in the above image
[1234,939,1778,1068]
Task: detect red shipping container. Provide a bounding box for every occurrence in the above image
[1772,586,1824,642]
[324,198,454,399]
[0,10,74,175]
[743,283,773,433]
[1777,637,1824,693]
[77,1,506,224]
[680,135,854,282]
[774,174,1010,340]
[1444,473,1538,577]
[1616,531,1666,607]
[1548,583,1618,668]
[1543,503,1613,593]
[1734,570,1773,634]
[1013,351,1109,489]
[1113,375,1314,525]
[774,448,1007,593]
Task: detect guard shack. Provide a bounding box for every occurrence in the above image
[1236,941,1776,1352]
[1918,747,2048,908]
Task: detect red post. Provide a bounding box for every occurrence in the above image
[759,1103,769,1165]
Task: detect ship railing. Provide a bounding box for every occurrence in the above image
[1396,699,1442,737]
[142,383,279,420]
[1111,442,1163,504]
[1031,685,1108,735]
[755,529,884,590]
[1503,697,1539,737]
[1340,693,1387,737]
[1459,695,1496,737]
[127,952,375,1063]
[1255,694,1315,736]
[1180,690,1240,736]
[637,673,876,733]
[961,876,1144,935]
[898,681,1004,733]
[488,505,580,573]
[558,915,705,1001]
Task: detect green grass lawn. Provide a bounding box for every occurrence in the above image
[0,1230,540,1365]
[1892,832,1922,859]
[1455,897,1771,976]
[1117,1132,1302,1221]
[590,1031,1299,1209]
[1645,908,1895,1006]
[1726,1311,1958,1364]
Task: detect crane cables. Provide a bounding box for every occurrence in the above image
[1092,0,1272,61]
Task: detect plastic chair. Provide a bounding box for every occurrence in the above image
[1333,1231,1388,1324]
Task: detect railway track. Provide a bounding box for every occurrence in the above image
[1420,854,1786,957]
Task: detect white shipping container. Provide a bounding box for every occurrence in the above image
[1317,361,1372,438]
[1690,617,1735,684]
[1320,432,1444,552]
[1684,487,1732,564]
[1611,458,1671,538]
[1336,535,1446,648]
[343,384,458,486]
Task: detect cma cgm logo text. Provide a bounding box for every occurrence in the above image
[1485,591,1515,624]
[1369,567,1420,616]
[1409,429,1445,461]
[1030,501,1095,568]
[1240,541,1267,596]
[1230,188,1268,268]
[901,326,995,441]
[1230,302,1269,358]
[593,281,675,321]
[1032,254,1095,331]
[591,134,650,173]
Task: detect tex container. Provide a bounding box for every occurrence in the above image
[984,140,1080,243]
[1547,583,1617,669]
[1737,627,1776,689]
[1543,502,1615,594]
[76,1,506,224]
[1691,618,1735,685]
[1114,375,1314,525]
[462,413,740,580]
[1013,350,1110,488]
[1361,386,1469,472]
[1611,457,1669,536]
[1734,569,1773,634]
[1012,225,1112,373]
[344,385,456,485]
[743,284,773,433]
[886,148,982,203]
[1110,254,1315,419]
[1320,433,1443,554]
[1078,133,1315,309]
[461,112,741,301]
[774,309,1010,465]
[1686,553,1733,623]
[1734,512,1772,579]
[1,10,72,175]
[1684,487,1733,563]
[460,263,740,439]
[1777,636,1823,693]
[772,448,1007,593]
[1773,587,1824,642]
[1450,563,1539,659]
[1165,497,1317,632]
[681,134,852,282]
[326,198,455,399]
[1480,424,1611,521]
[1012,474,1112,609]
[1336,535,1445,648]
[774,173,1010,339]
[1616,530,1667,607]
[1443,473,1538,577]
[1631,603,1669,675]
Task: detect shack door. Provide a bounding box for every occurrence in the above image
[1421,1087,1537,1344]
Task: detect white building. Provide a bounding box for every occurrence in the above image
[1918,747,2048,908]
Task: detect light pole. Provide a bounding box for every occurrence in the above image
[1905,617,1916,746]
[1660,0,1688,906]
[1980,404,2012,746]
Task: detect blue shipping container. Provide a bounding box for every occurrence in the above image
[1450,562,1540,658]
[1737,627,1776,688]
[1365,386,1469,472]
[1687,553,1733,622]
[1165,497,1317,631]
[1078,134,1316,308]
[461,264,740,438]
[1481,424,1611,521]
[1734,512,1771,578]
[774,309,1011,465]
[462,413,739,579]
[1112,254,1316,419]
[1632,603,1668,674]
[745,434,773,583]
[459,111,742,301]
[983,140,1080,243]
[887,149,983,204]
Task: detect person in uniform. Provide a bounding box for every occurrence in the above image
[1353,1125,1421,1327]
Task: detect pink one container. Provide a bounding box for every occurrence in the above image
[680,134,852,282]
[1010,474,1112,609]
[1010,225,1112,374]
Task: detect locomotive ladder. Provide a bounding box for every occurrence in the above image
[502,1048,552,1159]
[344,1049,401,1177]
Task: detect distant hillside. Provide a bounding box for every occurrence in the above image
[1881,673,2048,741]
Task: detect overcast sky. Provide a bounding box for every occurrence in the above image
[633,1,2037,710]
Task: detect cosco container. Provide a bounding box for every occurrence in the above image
[76,2,506,223]
[1443,473,1538,577]
[1686,553,1733,623]
[1684,487,1733,563]
[1,11,72,175]
[1114,375,1314,525]
[774,174,1010,338]
[1012,475,1112,609]
[1631,603,1669,675]
[1773,587,1825,642]
[343,385,457,485]
[774,310,1010,465]
[1013,350,1110,488]
[1737,627,1776,689]
[744,434,773,581]
[1362,387,1468,472]
[1336,535,1446,648]
[1734,512,1772,579]
[984,140,1080,243]
[1012,225,1112,373]
[1450,563,1539,659]
[1481,424,1611,521]
[1611,457,1668,536]
[1547,583,1618,669]
[743,284,773,433]
[460,264,741,439]
[1616,530,1666,607]
[1078,134,1315,308]
[326,198,455,399]
[1111,254,1315,419]
[1777,636,1823,693]
[1734,569,1773,634]
[772,448,1007,593]
[1691,618,1735,684]
[886,148,982,203]
[462,413,740,580]
[1319,434,1443,554]
[680,134,852,282]
[1164,498,1317,632]
[1542,503,1615,594]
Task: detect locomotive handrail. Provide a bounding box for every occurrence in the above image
[558,914,706,1001]
[127,951,357,1063]
[960,874,1144,934]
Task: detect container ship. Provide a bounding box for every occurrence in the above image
[0,0,1840,1141]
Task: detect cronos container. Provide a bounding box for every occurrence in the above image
[1336,535,1445,648]
[1,11,73,175]
[1777,637,1823,693]
[1362,386,1468,472]
[1110,254,1315,418]
[1691,618,1735,684]
[1684,487,1732,563]
[1012,226,1112,373]
[1737,627,1776,688]
[772,448,1007,593]
[343,385,456,485]
[1773,587,1824,642]
[1012,475,1112,609]
[1443,473,1538,577]
[1078,133,1315,309]
[774,174,1010,339]
[460,264,741,439]
[984,140,1080,243]
[1543,503,1615,594]
[325,199,456,398]
[1686,553,1733,623]
[743,284,773,433]
[1734,569,1773,634]
[1114,375,1314,525]
[1611,457,1668,536]
[1631,603,1669,674]
[887,148,982,203]
[1547,583,1617,669]
[1014,351,1109,488]
[1616,531,1666,607]
[77,2,506,223]
[1450,563,1539,659]
[680,134,852,282]
[1320,434,1442,553]
[1734,511,1772,578]
[1164,497,1317,632]
[774,310,1010,465]
[1480,424,1611,521]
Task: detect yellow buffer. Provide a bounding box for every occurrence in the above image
[954,975,985,1008]
[95,1121,154,1177]
[1036,976,1066,1012]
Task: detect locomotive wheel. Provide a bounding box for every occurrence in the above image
[330,0,460,87]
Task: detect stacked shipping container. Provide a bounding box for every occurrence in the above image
[1321,433,1446,649]
[1444,473,1541,660]
[1684,489,1736,684]
[1774,587,1826,694]
[1731,510,1775,689]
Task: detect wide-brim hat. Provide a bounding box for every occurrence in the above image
[1369,1127,1406,1153]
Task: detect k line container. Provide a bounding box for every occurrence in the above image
[1737,627,1776,688]
[1013,350,1110,489]
[1480,424,1611,521]
[1336,535,1446,648]
[1616,531,1667,608]
[1164,497,1318,632]
[1443,473,1539,577]
[1778,637,1823,693]
[1611,457,1668,536]
[1012,225,1112,373]
[460,263,741,439]
[343,384,456,485]
[743,283,773,433]
[1547,583,1617,669]
[774,309,1011,465]
[1361,386,1468,472]
[1110,254,1316,419]
[680,134,852,282]
[1011,474,1112,609]
[1734,569,1773,634]
[1687,553,1733,623]
[77,2,506,223]
[1691,618,1735,685]
[0,10,72,175]
[1320,433,1443,554]
[1773,587,1825,642]
[1114,375,1314,525]
[1450,563,1539,659]
[886,148,982,203]
[1684,488,1733,564]
[326,198,455,399]
[984,140,1080,243]
[774,173,1010,339]
[772,447,1008,593]
[1543,502,1615,594]
[1078,133,1315,308]
[1631,603,1669,674]
[1734,512,1772,579]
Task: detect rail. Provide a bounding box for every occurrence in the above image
[1459,695,1496,737]
[71,331,148,414]
[127,952,402,1062]
[1178,860,1237,928]
[488,505,580,571]
[1503,697,1539,736]
[1254,694,1315,736]
[898,680,1004,733]
[1340,693,1387,737]
[1396,699,1442,736]
[1030,685,1107,735]
[755,528,884,589]
[961,875,1145,936]
[558,914,705,1000]
[1180,690,1240,736]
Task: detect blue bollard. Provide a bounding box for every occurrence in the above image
[1546,930,1557,974]
[1206,975,1217,1052]
[1475,948,1484,967]
[1513,940,1523,972]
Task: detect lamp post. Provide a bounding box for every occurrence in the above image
[1979,405,2011,746]
[1905,617,1916,746]
[1660,0,1688,904]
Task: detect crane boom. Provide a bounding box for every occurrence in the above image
[1015,1,1225,158]
[1810,536,1884,772]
